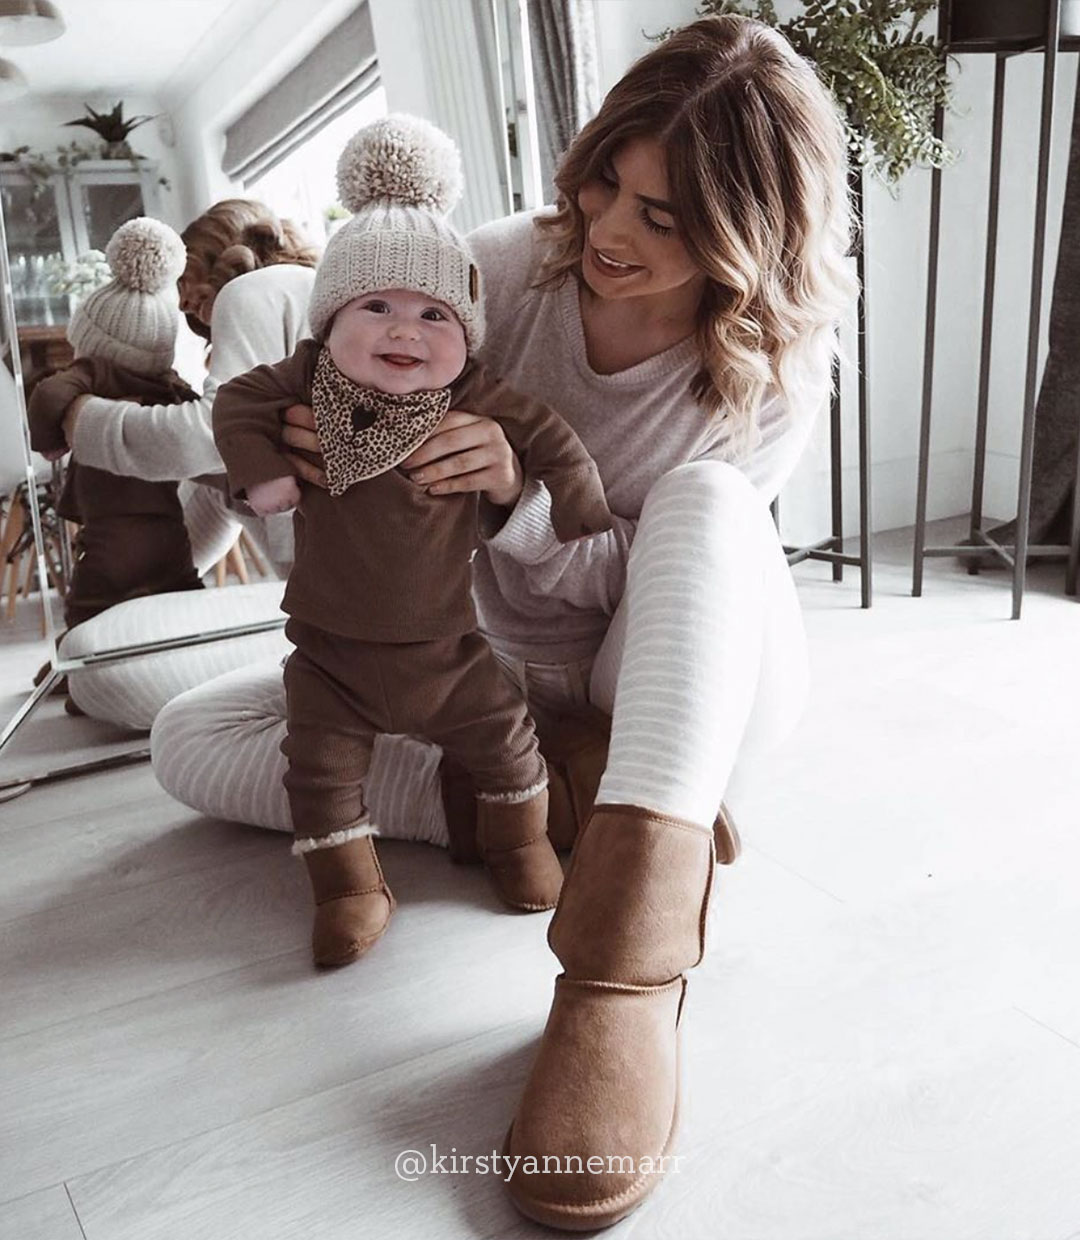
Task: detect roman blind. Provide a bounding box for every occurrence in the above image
[222,2,379,185]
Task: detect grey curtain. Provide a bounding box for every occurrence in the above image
[525,0,600,202]
[988,75,1080,552]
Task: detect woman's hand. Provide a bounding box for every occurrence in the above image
[403,410,524,508]
[61,394,92,448]
[280,404,327,488]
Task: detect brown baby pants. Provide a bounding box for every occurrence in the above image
[64,515,203,628]
[282,618,546,843]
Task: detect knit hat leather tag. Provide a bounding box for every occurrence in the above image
[312,347,451,497]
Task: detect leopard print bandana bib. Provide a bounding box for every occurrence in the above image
[312,347,453,497]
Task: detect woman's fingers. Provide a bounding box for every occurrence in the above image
[402,413,501,475]
[400,411,484,469]
[281,404,322,455]
[409,444,491,481]
[402,410,523,506]
[282,451,327,489]
[280,404,326,487]
[420,466,510,496]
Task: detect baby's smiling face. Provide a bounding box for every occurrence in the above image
[325,288,468,394]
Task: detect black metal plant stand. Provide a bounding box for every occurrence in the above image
[774,165,872,609]
[913,0,1080,619]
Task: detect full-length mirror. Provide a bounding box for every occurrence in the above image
[0,0,548,795]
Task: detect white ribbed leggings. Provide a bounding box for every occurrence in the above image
[147,461,808,839]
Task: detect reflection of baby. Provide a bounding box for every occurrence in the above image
[213,114,612,969]
[28,218,202,627]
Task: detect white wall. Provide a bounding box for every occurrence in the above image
[162,0,362,227]
[368,0,508,232]
[593,1,1078,545]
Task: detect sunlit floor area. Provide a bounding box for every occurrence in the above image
[2,519,1079,1240]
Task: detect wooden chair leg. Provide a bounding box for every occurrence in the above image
[0,502,17,564]
[0,497,25,568]
[226,542,249,584]
[239,529,267,577]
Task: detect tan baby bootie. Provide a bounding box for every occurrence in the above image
[476,786,564,911]
[298,834,396,967]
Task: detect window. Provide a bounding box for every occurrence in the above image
[244,86,387,247]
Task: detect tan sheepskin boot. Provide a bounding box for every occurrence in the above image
[504,803,715,1230]
[475,786,564,911]
[298,835,396,967]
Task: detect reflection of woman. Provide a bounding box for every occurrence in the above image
[58,200,317,726]
[155,15,855,1228]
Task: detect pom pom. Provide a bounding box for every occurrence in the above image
[336,113,463,216]
[105,217,187,293]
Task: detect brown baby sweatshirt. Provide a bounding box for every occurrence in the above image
[213,338,612,643]
[29,358,197,523]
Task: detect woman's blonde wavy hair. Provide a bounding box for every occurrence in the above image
[537,14,858,451]
[179,199,319,337]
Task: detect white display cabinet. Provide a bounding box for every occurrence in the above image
[0,161,163,329]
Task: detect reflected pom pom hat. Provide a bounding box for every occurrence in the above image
[66,216,187,374]
[308,113,484,351]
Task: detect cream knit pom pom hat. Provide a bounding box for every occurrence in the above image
[308,113,484,351]
[66,217,186,374]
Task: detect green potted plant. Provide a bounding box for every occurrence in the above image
[62,101,154,160]
[693,0,955,183]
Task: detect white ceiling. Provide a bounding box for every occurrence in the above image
[1,0,272,102]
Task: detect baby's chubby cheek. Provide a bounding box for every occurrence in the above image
[425,329,469,389]
[325,332,381,388]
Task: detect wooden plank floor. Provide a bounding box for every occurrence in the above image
[2,526,1080,1239]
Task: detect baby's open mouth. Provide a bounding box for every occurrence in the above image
[380,354,423,368]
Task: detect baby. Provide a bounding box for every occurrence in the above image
[213,115,612,969]
[28,218,202,628]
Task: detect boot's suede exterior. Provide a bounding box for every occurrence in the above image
[535,705,611,853]
[301,836,396,967]
[441,707,741,863]
[505,804,714,1230]
[476,787,563,911]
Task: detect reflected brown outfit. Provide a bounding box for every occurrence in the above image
[213,338,612,845]
[28,358,202,627]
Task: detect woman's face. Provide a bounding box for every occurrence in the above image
[577,137,706,306]
[177,254,216,328]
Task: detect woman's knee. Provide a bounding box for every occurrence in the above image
[632,463,781,592]
[646,458,761,508]
[639,460,774,550]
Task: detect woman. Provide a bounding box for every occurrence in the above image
[153,14,855,1230]
[57,201,318,728]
